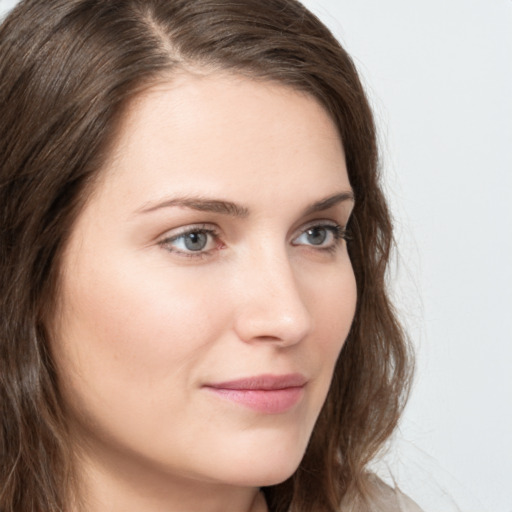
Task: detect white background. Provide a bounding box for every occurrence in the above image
[1,0,511,511]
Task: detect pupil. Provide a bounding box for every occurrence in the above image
[184,232,207,251]
[307,227,327,245]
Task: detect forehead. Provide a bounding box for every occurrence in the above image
[91,72,349,209]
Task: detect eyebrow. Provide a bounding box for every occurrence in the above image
[137,191,354,218]
[303,191,355,216]
[137,197,250,217]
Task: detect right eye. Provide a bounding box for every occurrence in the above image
[159,226,221,257]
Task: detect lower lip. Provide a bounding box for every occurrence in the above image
[205,386,305,414]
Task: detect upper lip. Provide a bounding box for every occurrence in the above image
[204,373,307,390]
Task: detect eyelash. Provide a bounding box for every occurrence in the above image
[159,222,350,259]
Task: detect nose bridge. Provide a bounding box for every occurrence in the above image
[232,242,312,345]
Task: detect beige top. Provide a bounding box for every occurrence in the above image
[339,476,425,512]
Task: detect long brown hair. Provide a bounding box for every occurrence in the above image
[0,1,412,510]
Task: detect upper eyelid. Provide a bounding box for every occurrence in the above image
[297,218,342,230]
[159,223,219,241]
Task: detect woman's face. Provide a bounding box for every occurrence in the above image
[53,73,356,496]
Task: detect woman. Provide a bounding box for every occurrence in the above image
[0,0,414,510]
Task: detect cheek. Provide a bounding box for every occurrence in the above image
[52,247,228,424]
[309,260,357,348]
[298,259,357,406]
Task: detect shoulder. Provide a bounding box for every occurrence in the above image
[367,475,424,512]
[340,474,425,512]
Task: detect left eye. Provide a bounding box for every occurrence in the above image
[292,224,344,249]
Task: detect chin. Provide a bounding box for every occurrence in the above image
[252,464,300,487]
[221,461,301,488]
[210,437,307,488]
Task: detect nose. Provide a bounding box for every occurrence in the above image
[232,248,313,347]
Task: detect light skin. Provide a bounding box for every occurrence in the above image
[52,71,357,512]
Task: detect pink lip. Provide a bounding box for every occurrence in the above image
[203,374,307,414]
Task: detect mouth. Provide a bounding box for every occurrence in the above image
[203,373,307,414]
